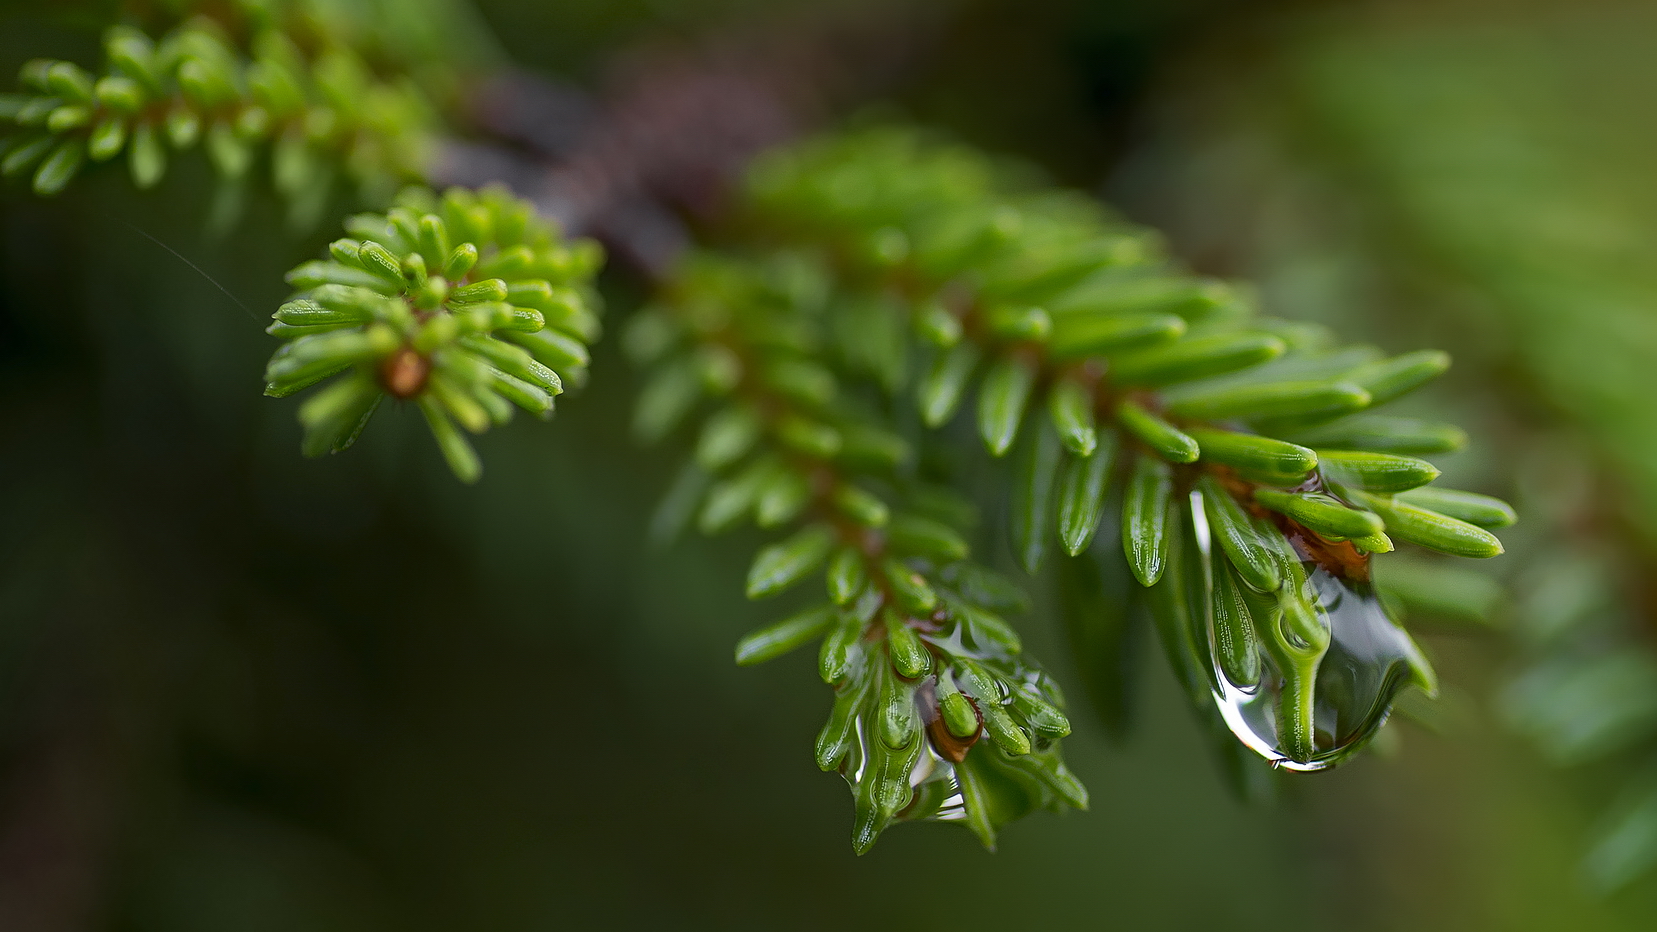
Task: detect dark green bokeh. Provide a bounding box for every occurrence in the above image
[3,0,1656,928]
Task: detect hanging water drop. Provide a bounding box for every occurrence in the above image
[1195,489,1437,771]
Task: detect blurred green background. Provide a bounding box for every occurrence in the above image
[3,0,1657,928]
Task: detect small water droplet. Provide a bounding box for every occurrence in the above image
[835,647,1068,826]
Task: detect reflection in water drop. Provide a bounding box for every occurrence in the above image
[895,747,969,823]
[1197,493,1436,772]
[837,687,970,825]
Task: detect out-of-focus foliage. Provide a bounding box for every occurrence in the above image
[144,0,504,72]
[0,17,436,223]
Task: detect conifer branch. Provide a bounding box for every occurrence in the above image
[266,185,603,480]
[634,126,1515,843]
[0,17,435,223]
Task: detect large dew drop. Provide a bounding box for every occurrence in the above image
[1195,491,1436,772]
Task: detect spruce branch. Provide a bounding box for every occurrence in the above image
[0,17,435,222]
[670,126,1516,803]
[265,185,603,481]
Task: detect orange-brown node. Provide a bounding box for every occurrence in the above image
[380,347,430,399]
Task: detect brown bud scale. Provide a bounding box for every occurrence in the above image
[380,347,430,399]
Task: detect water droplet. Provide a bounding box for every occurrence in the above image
[838,675,971,825]
[834,641,1075,834]
[1198,494,1436,771]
